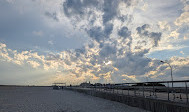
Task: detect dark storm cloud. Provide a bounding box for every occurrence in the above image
[136,24,150,36]
[150,32,162,47]
[63,0,135,43]
[103,0,119,24]
[118,26,131,38]
[87,23,113,42]
[136,24,162,47]
[99,44,117,57]
[63,0,116,43]
[103,0,135,24]
[87,26,104,42]
[104,23,114,37]
[63,0,99,17]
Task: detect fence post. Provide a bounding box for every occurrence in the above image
[134,85,136,96]
[167,82,170,101]
[122,84,123,95]
[153,83,155,97]
[113,85,115,94]
[117,87,119,94]
[185,82,188,103]
[143,83,145,97]
[128,84,130,96]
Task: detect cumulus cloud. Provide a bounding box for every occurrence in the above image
[27,60,40,68]
[175,12,189,26]
[136,24,162,47]
[56,0,157,83]
[175,0,189,26]
[118,26,131,38]
[158,21,171,31]
[56,0,189,83]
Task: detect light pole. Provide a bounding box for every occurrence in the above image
[160,61,173,88]
[160,60,175,100]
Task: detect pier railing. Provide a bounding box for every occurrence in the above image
[68,80,189,104]
[65,80,189,112]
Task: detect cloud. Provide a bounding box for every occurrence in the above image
[59,0,189,83]
[118,26,131,38]
[99,44,116,57]
[27,60,40,68]
[175,0,189,26]
[136,24,162,47]
[0,43,46,70]
[158,21,171,31]
[45,12,59,22]
[175,12,189,26]
[63,0,99,17]
[63,0,137,42]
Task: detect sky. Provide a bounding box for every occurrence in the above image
[0,0,189,85]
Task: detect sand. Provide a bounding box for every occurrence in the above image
[0,86,147,112]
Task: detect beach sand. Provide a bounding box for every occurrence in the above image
[0,86,147,112]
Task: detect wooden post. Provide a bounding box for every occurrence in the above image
[128,84,130,96]
[185,82,188,103]
[167,82,170,101]
[143,83,145,97]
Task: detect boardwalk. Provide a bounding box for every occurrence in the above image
[0,86,147,112]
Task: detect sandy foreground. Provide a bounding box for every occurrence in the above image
[0,86,147,112]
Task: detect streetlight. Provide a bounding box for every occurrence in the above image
[160,60,175,100]
[160,61,173,88]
